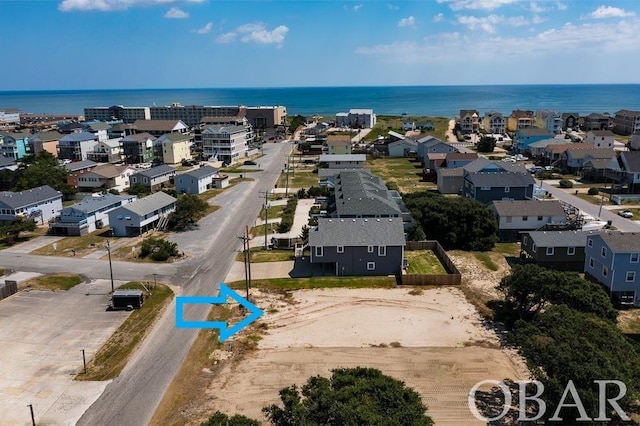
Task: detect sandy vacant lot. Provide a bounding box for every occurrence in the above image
[201,287,529,425]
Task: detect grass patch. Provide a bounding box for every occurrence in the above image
[196,188,225,201]
[235,247,294,263]
[20,273,82,291]
[365,157,436,194]
[405,250,447,274]
[0,225,49,251]
[76,282,174,381]
[31,230,110,257]
[613,207,640,217]
[573,192,615,206]
[366,115,449,142]
[472,252,499,271]
[276,170,320,189]
[219,167,261,174]
[492,242,521,257]
[259,204,286,220]
[228,276,397,290]
[250,222,280,237]
[459,280,495,320]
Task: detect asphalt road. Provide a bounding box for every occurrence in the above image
[540,182,640,232]
[73,141,293,426]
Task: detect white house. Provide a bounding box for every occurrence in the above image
[335,109,376,129]
[175,165,228,194]
[584,130,615,149]
[201,125,250,164]
[77,165,136,192]
[0,185,63,225]
[489,200,567,242]
[49,194,136,236]
[108,191,177,237]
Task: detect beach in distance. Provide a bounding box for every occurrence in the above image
[2,84,640,118]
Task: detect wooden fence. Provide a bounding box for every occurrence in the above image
[0,280,18,301]
[401,241,462,286]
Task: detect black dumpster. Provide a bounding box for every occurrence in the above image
[111,289,144,310]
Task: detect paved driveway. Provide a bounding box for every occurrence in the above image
[0,279,130,426]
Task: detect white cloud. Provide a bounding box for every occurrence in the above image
[433,13,445,22]
[59,0,203,12]
[236,22,289,46]
[165,7,188,19]
[193,22,212,34]
[398,16,416,28]
[528,2,548,13]
[557,2,567,11]
[216,32,236,43]
[387,3,399,10]
[587,5,635,19]
[437,0,517,11]
[353,4,363,12]
[457,14,502,33]
[355,17,640,63]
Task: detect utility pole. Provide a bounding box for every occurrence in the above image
[284,159,290,198]
[246,225,252,294]
[259,190,270,249]
[106,240,114,293]
[237,231,251,300]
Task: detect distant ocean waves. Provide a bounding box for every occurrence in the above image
[2,85,640,118]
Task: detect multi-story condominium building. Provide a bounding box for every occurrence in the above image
[201,125,250,164]
[121,132,156,164]
[459,110,480,134]
[583,113,612,131]
[507,109,535,132]
[335,109,376,129]
[482,111,505,134]
[613,110,640,135]
[561,113,579,131]
[0,132,30,160]
[535,110,563,134]
[245,106,287,129]
[84,105,151,123]
[0,108,20,125]
[58,131,98,161]
[584,231,640,306]
[157,133,193,164]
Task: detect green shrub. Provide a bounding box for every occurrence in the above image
[139,237,178,261]
[588,187,599,195]
[559,179,573,188]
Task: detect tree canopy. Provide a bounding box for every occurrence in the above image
[510,305,640,422]
[497,264,618,323]
[13,152,76,198]
[201,411,260,426]
[262,367,433,426]
[167,193,209,231]
[403,191,497,251]
[477,136,496,153]
[0,216,37,245]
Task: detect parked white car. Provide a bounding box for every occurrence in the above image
[618,210,634,219]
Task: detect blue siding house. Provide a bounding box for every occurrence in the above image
[513,128,554,153]
[0,132,29,160]
[584,231,640,307]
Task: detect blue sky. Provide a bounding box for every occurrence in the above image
[2,0,640,89]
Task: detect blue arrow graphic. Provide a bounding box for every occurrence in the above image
[175,283,263,342]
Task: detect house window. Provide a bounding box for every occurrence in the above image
[626,271,636,282]
[523,236,528,245]
[537,216,543,221]
[367,246,374,253]
[337,246,344,253]
[532,243,537,253]
[588,238,593,247]
[522,216,528,221]
[378,246,386,256]
[505,186,510,193]
[601,247,607,258]
[546,247,554,255]
[631,253,639,263]
[315,246,323,257]
[567,246,575,256]
[603,266,608,277]
[367,262,375,271]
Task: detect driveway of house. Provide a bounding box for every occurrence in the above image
[3,235,66,254]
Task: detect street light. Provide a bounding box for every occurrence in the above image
[106,240,114,293]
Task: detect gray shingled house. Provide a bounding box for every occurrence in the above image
[129,164,176,191]
[49,194,137,236]
[489,200,567,242]
[0,185,63,224]
[108,191,176,236]
[175,165,228,194]
[309,217,406,276]
[520,230,594,271]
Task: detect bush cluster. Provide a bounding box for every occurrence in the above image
[277,198,298,233]
[587,187,599,195]
[558,179,573,188]
[139,237,178,261]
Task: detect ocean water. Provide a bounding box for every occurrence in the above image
[1,85,640,118]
